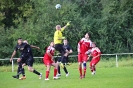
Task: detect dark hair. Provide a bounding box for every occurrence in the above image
[18,38,22,40]
[86,32,90,37]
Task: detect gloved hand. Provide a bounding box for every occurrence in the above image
[66,21,71,26]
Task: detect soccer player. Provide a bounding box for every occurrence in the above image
[88,42,101,75]
[12,40,40,80]
[10,38,42,79]
[54,22,70,55]
[77,32,92,79]
[43,42,59,80]
[57,39,73,77]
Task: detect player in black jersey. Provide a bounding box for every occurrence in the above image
[10,38,42,79]
[57,39,73,77]
[12,40,40,80]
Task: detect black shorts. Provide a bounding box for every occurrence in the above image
[26,55,34,67]
[55,44,65,55]
[57,56,68,63]
[20,55,34,67]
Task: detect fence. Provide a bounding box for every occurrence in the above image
[0,53,133,72]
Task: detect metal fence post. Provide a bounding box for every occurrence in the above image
[12,59,14,72]
[116,54,118,67]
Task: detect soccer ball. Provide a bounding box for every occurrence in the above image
[55,4,61,9]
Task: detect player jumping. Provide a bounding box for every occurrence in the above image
[88,42,101,75]
[43,42,59,80]
[10,38,42,79]
[77,32,92,79]
[54,22,70,67]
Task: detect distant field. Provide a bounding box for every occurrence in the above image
[0,59,133,88]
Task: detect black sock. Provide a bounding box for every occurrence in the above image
[33,70,40,75]
[17,62,22,74]
[58,65,61,74]
[63,66,68,74]
[22,68,25,76]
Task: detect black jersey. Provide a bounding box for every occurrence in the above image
[63,44,72,51]
[14,43,33,57]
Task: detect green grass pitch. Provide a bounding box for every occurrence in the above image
[0,62,132,88]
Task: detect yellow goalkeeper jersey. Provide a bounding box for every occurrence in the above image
[54,28,64,44]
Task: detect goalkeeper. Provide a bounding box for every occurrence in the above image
[54,22,70,55]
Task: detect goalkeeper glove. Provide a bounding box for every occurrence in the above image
[66,21,71,26]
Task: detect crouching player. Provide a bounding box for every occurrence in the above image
[88,42,101,75]
[43,42,59,80]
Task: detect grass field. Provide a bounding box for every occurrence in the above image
[0,58,133,88]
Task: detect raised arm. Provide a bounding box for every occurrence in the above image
[61,21,71,31]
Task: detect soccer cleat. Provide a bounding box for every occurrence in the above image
[82,75,85,78]
[45,78,50,81]
[91,71,95,75]
[56,74,61,77]
[79,76,82,79]
[60,63,64,68]
[39,73,42,79]
[53,76,60,80]
[19,76,26,80]
[12,75,19,79]
[66,72,69,77]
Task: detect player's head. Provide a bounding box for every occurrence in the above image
[56,25,61,30]
[85,32,90,39]
[92,42,96,48]
[50,41,54,47]
[17,38,23,45]
[63,39,68,45]
[23,40,28,44]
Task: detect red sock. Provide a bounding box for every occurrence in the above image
[79,66,82,76]
[83,68,86,76]
[46,71,49,79]
[54,69,57,77]
[90,67,93,72]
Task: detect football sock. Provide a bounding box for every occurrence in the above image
[22,68,25,76]
[58,65,61,74]
[79,66,82,76]
[90,67,93,72]
[33,70,41,75]
[54,69,57,77]
[46,71,49,78]
[63,66,68,74]
[83,62,86,76]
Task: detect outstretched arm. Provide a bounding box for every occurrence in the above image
[61,21,71,31]
[30,45,40,50]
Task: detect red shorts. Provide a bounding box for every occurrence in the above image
[90,58,100,67]
[43,57,53,66]
[78,53,88,62]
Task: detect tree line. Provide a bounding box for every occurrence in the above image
[0,0,133,60]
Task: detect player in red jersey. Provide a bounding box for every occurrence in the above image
[88,42,101,75]
[77,32,92,79]
[43,42,59,80]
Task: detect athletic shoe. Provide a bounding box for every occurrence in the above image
[53,76,60,80]
[79,75,82,79]
[91,71,95,75]
[39,73,42,79]
[45,78,49,81]
[66,72,69,77]
[57,74,61,77]
[82,75,85,78]
[19,76,26,80]
[12,75,19,79]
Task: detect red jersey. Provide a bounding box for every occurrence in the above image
[44,46,55,60]
[91,47,101,57]
[78,38,92,54]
